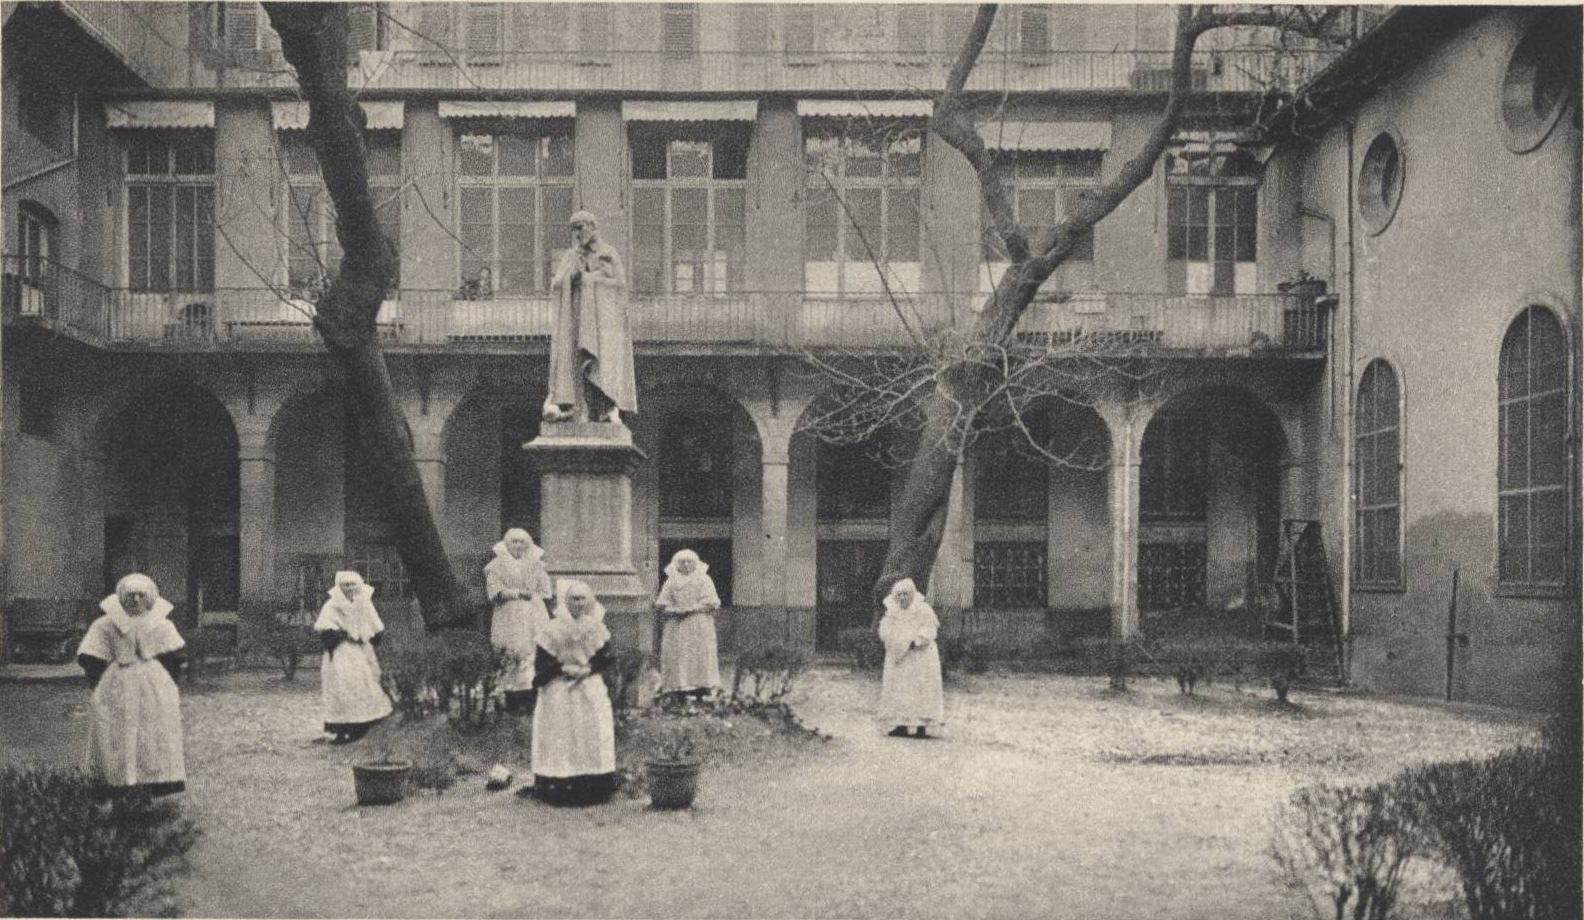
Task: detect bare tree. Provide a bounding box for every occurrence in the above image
[797,5,1350,607]
[261,2,467,629]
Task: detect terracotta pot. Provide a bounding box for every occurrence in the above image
[646,760,701,810]
[353,761,412,806]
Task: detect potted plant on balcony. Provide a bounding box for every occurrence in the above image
[645,722,703,810]
[1276,271,1327,298]
[352,730,413,806]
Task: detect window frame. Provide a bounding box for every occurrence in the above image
[980,150,1102,295]
[802,120,925,297]
[453,123,576,297]
[1496,303,1574,595]
[661,3,699,60]
[279,131,402,296]
[123,131,216,294]
[1165,148,1260,296]
[630,128,749,296]
[972,540,1049,609]
[1354,358,1405,591]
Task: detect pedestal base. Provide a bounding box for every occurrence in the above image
[523,420,652,652]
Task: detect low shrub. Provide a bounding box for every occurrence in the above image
[258,608,316,681]
[938,634,988,680]
[0,767,198,917]
[1399,743,1581,920]
[1271,779,1430,920]
[835,627,885,672]
[379,631,520,727]
[730,642,809,703]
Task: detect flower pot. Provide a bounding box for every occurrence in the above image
[353,761,412,806]
[646,760,701,810]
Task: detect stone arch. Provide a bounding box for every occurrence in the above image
[1137,385,1288,617]
[969,398,1113,620]
[97,376,241,628]
[442,375,551,563]
[641,383,764,639]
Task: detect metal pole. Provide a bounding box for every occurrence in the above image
[1445,567,1460,702]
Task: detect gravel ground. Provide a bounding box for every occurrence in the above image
[0,666,1540,919]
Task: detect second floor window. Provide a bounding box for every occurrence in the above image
[457,127,574,297]
[126,133,214,293]
[804,123,923,295]
[631,126,748,295]
[981,151,1101,293]
[282,132,401,295]
[1166,148,1259,296]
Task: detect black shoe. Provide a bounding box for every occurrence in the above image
[888,726,910,737]
[914,727,927,739]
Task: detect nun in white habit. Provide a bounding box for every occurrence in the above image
[877,578,945,738]
[655,548,723,699]
[76,573,188,796]
[484,528,553,711]
[530,579,617,806]
[314,570,393,743]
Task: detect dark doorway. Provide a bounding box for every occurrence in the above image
[815,539,887,652]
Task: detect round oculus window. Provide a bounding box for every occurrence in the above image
[1499,18,1578,154]
[1357,130,1404,235]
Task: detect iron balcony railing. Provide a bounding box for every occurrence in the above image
[207,47,1340,96]
[0,255,113,338]
[73,286,1327,354]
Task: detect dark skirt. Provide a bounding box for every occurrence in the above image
[531,772,617,806]
[324,716,386,739]
[97,780,186,799]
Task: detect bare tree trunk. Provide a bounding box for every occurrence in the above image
[264,3,467,629]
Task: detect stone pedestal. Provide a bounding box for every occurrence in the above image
[523,420,653,652]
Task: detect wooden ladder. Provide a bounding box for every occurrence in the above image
[1267,519,1346,684]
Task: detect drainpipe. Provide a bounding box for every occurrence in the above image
[1339,119,1357,682]
[3,94,80,191]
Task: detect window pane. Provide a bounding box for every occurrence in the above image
[544,134,575,178]
[632,134,668,180]
[1531,491,1567,583]
[1022,190,1058,227]
[1530,391,1567,486]
[540,185,575,286]
[459,134,494,176]
[1505,401,1531,489]
[459,187,493,284]
[669,140,710,178]
[714,128,750,180]
[886,189,920,262]
[367,133,402,177]
[1187,226,1208,262]
[498,134,537,177]
[175,136,214,175]
[845,188,883,262]
[1500,494,1530,582]
[805,186,838,262]
[888,132,922,178]
[1188,187,1209,224]
[846,136,883,179]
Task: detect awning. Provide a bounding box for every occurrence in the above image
[622,100,758,122]
[976,121,1112,152]
[796,99,932,119]
[1173,130,1275,163]
[438,100,576,120]
[105,101,214,130]
[271,100,405,131]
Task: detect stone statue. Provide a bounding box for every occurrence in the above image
[543,211,638,427]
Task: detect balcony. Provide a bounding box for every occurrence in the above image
[203,47,1339,97]
[57,1,186,87]
[3,263,1327,358]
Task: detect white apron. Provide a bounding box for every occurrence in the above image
[531,602,616,779]
[78,600,186,788]
[878,598,946,728]
[656,563,723,692]
[485,544,552,692]
[315,590,393,727]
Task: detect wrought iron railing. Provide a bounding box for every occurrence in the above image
[209,47,1339,96]
[6,265,1328,355]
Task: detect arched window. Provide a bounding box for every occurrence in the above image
[1499,307,1570,588]
[1355,359,1402,586]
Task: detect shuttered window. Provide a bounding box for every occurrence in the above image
[1018,6,1050,57]
[578,5,612,59]
[466,3,503,54]
[347,3,383,54]
[513,3,569,53]
[662,4,697,59]
[896,5,929,55]
[222,1,261,51]
[416,3,453,49]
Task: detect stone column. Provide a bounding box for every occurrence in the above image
[1101,405,1148,641]
[237,433,278,607]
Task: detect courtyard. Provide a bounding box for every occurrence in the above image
[0,664,1539,919]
